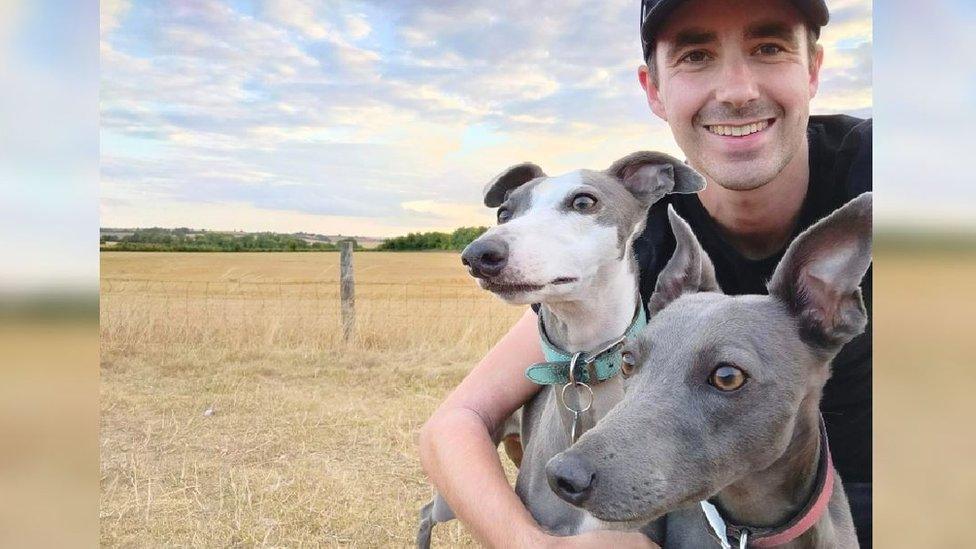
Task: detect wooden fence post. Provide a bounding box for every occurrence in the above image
[340,240,355,341]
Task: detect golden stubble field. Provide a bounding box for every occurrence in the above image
[100,251,523,547]
[100,249,976,547]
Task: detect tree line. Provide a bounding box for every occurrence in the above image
[101,228,357,252]
[100,226,490,252]
[376,226,487,251]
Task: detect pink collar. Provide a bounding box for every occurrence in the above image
[707,416,835,548]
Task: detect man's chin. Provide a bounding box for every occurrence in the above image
[698,144,795,190]
[700,160,780,191]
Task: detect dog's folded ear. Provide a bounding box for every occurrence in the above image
[606,151,706,207]
[647,206,721,315]
[768,192,873,350]
[483,163,546,208]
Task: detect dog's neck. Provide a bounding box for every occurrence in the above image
[538,257,639,353]
[713,391,837,546]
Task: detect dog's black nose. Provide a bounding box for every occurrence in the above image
[460,238,508,279]
[546,452,596,506]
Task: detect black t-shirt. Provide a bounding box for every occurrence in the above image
[633,114,872,483]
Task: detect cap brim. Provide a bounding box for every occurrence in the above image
[640,0,684,53]
[794,0,830,27]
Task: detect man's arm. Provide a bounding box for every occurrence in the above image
[419,309,549,547]
[418,309,658,548]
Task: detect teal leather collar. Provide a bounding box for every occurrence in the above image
[525,302,647,386]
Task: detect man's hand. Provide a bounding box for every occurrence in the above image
[540,530,660,548]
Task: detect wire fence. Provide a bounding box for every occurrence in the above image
[99,277,524,353]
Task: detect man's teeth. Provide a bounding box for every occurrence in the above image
[706,120,770,137]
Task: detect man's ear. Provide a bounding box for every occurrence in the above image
[606,151,706,209]
[809,44,824,98]
[638,64,667,121]
[647,206,720,315]
[483,163,545,208]
[768,192,872,350]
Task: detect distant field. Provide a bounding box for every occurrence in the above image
[100,251,522,355]
[101,250,474,285]
[99,249,976,547]
[100,251,522,546]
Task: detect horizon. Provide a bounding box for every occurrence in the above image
[99,225,490,240]
[98,221,976,237]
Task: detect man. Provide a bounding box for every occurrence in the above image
[419,0,871,547]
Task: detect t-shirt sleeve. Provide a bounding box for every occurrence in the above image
[840,118,872,195]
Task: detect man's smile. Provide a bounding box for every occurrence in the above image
[704,118,774,137]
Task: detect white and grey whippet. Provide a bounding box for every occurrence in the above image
[547,194,872,548]
[416,151,705,546]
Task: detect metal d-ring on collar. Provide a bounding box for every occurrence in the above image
[561,352,594,443]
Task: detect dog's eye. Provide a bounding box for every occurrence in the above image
[708,363,748,392]
[620,351,637,378]
[497,208,512,223]
[571,194,597,212]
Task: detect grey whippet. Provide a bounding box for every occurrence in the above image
[416,151,706,546]
[546,193,872,548]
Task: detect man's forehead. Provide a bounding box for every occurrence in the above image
[657,0,806,46]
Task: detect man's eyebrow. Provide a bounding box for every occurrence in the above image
[744,21,799,48]
[666,28,718,55]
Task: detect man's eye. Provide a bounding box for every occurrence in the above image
[756,43,784,56]
[680,50,711,64]
[497,208,511,223]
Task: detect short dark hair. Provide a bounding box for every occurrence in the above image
[645,25,819,87]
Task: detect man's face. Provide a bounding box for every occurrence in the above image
[639,0,823,191]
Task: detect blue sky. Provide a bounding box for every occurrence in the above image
[99,0,875,236]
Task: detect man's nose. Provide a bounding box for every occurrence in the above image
[714,56,760,108]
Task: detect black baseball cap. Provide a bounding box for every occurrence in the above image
[640,0,830,60]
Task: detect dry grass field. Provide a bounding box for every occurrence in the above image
[100,248,976,547]
[100,251,522,547]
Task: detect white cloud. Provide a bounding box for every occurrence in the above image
[344,13,371,40]
[401,200,495,228]
[100,0,131,37]
[261,0,330,40]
